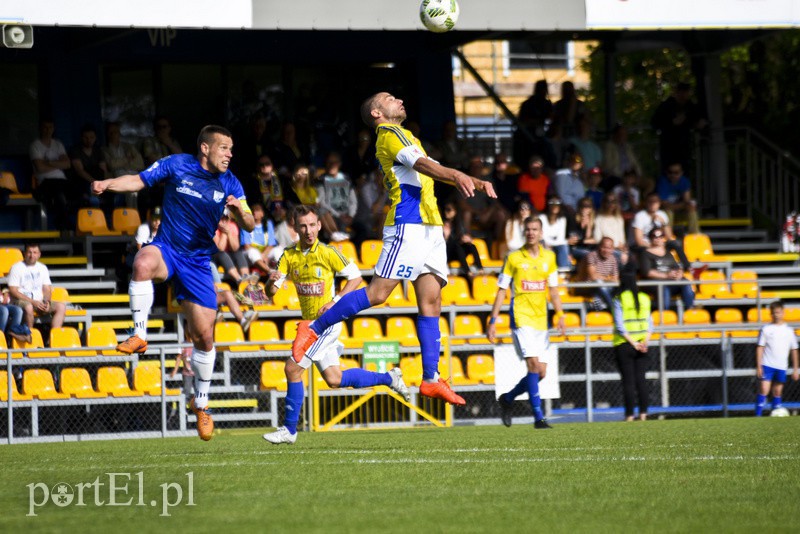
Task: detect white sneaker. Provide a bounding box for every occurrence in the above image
[330,231,350,242]
[263,426,297,444]
[241,310,258,333]
[388,367,410,402]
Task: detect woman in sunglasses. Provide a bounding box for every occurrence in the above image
[639,227,695,310]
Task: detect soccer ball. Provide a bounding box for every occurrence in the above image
[419,0,460,33]
[770,407,790,417]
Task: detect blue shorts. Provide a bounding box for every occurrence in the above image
[761,365,787,383]
[150,242,217,310]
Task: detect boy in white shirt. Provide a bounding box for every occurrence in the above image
[755,300,799,415]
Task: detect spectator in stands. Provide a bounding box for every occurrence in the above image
[237,202,276,277]
[501,201,532,258]
[342,128,377,182]
[284,163,318,209]
[208,265,257,333]
[442,201,483,280]
[102,121,145,208]
[651,82,707,174]
[754,300,799,416]
[639,227,695,310]
[436,120,469,171]
[656,161,700,234]
[584,166,604,210]
[272,201,298,249]
[568,117,602,170]
[517,155,551,214]
[554,152,586,213]
[552,81,588,139]
[539,196,574,270]
[491,152,520,215]
[30,118,73,231]
[594,192,628,260]
[632,192,705,278]
[574,236,619,311]
[612,169,642,221]
[459,155,507,245]
[518,80,553,138]
[612,267,653,421]
[272,122,306,181]
[6,243,66,335]
[602,123,642,184]
[570,197,598,262]
[142,116,182,166]
[235,112,271,203]
[126,206,161,269]
[351,169,386,249]
[488,216,566,429]
[544,121,568,170]
[70,123,113,213]
[255,155,284,211]
[316,151,356,242]
[0,287,27,343]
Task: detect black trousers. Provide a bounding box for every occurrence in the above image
[614,342,651,417]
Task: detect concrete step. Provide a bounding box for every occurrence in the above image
[705,229,769,241]
[712,241,780,252]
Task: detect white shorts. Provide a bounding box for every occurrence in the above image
[374,224,448,282]
[512,326,551,363]
[297,323,344,371]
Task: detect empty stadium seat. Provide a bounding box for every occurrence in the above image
[471,238,503,267]
[60,368,107,398]
[97,366,143,397]
[260,360,287,391]
[683,233,714,262]
[86,324,120,355]
[666,309,713,339]
[438,356,475,385]
[466,354,495,384]
[784,307,800,322]
[747,307,772,323]
[249,320,284,351]
[493,313,512,342]
[112,207,141,235]
[697,270,733,299]
[349,317,384,347]
[471,275,508,305]
[399,356,423,386]
[0,370,32,400]
[714,307,756,338]
[0,170,19,193]
[215,321,258,352]
[12,328,56,357]
[76,208,122,236]
[452,314,483,345]
[133,363,181,396]
[731,270,759,298]
[386,316,419,347]
[283,319,300,341]
[585,311,613,341]
[441,276,477,306]
[0,247,22,277]
[50,326,95,357]
[359,239,383,269]
[22,369,70,400]
[282,281,301,310]
[328,240,360,266]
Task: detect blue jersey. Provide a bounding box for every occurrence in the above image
[139,154,248,256]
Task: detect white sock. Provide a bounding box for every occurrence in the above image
[129,280,154,340]
[190,347,216,409]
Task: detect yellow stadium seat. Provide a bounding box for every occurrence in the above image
[0,247,23,277]
[386,316,419,347]
[731,271,759,298]
[747,307,772,323]
[264,280,292,310]
[283,319,300,341]
[466,354,495,384]
[0,333,7,354]
[49,326,94,357]
[12,328,57,357]
[784,307,800,322]
[714,307,755,338]
[215,321,256,352]
[585,311,613,341]
[249,320,284,350]
[359,239,383,269]
[260,360,287,391]
[0,170,20,193]
[384,283,412,307]
[493,313,513,343]
[97,366,143,397]
[696,270,732,300]
[665,309,710,339]
[472,275,508,305]
[60,368,107,399]
[688,308,719,339]
[438,316,452,341]
[438,356,475,385]
[134,363,181,396]
[328,240,360,267]
[651,310,678,326]
[471,238,503,268]
[112,207,141,235]
[282,280,301,310]
[50,286,68,303]
[76,208,122,236]
[0,370,32,401]
[451,314,484,345]
[312,366,330,390]
[350,317,384,347]
[22,369,70,400]
[441,275,477,306]
[86,324,120,356]
[399,356,422,386]
[683,233,714,262]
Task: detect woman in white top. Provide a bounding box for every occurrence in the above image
[538,196,573,269]
[500,201,531,257]
[594,192,628,258]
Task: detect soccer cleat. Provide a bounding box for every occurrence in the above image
[190,397,214,441]
[263,426,297,445]
[419,378,466,406]
[388,367,410,402]
[534,418,553,429]
[292,320,318,363]
[690,264,709,280]
[116,335,147,354]
[498,395,513,427]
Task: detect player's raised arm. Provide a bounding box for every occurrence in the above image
[91,174,146,195]
[412,157,496,200]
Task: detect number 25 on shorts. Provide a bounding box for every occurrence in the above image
[395,265,413,278]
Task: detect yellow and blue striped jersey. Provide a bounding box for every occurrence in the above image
[276,239,351,320]
[498,245,558,331]
[375,122,442,227]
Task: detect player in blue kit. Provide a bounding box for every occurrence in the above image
[92,125,254,441]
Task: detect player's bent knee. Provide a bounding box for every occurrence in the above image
[284,360,304,382]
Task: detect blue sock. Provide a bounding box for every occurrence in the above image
[504,375,528,403]
[340,368,392,388]
[772,396,782,409]
[755,394,766,416]
[417,315,441,381]
[526,372,544,421]
[311,288,371,335]
[284,381,304,434]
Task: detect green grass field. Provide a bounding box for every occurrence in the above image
[1,417,799,533]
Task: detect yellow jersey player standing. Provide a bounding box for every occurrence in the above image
[262,205,409,444]
[487,216,566,429]
[292,92,496,405]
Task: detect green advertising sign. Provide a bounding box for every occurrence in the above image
[362,341,400,373]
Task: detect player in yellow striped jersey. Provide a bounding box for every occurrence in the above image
[487,216,566,429]
[262,205,409,444]
[292,92,497,406]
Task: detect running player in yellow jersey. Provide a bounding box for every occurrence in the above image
[292,92,496,405]
[262,205,410,444]
[487,216,566,428]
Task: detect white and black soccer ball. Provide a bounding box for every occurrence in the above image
[770,407,790,417]
[419,0,460,33]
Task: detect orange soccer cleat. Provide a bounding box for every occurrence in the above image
[292,320,318,363]
[116,335,147,354]
[190,397,214,441]
[420,378,466,406]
